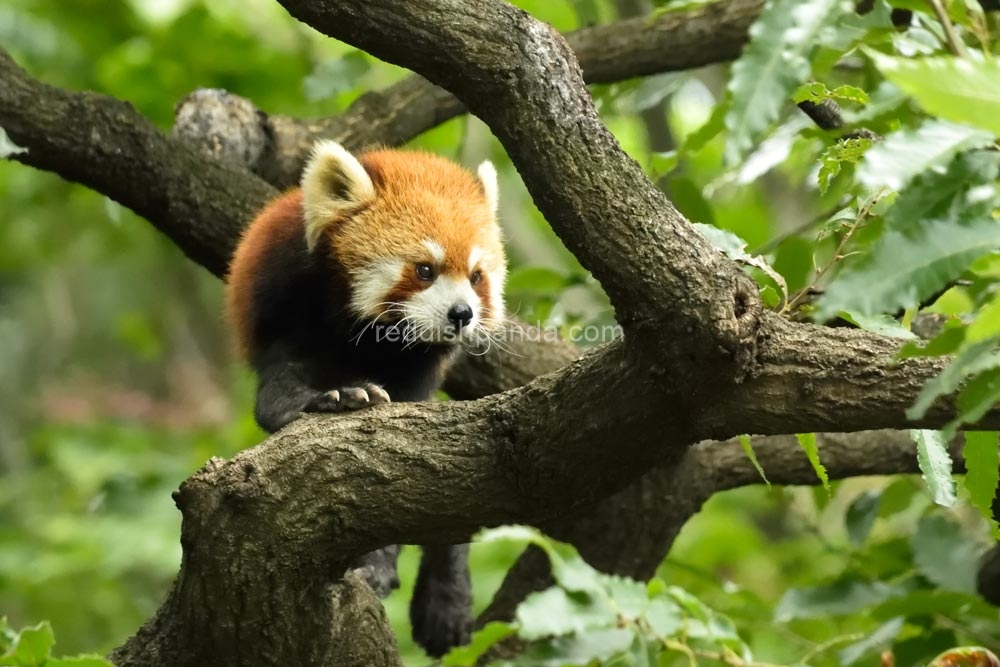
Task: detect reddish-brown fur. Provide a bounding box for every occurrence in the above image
[226,190,305,360]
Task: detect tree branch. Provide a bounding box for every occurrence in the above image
[173,0,763,188]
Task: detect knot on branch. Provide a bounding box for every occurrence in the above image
[718,274,763,378]
[172,88,275,175]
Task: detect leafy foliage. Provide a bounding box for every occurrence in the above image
[3,0,1000,665]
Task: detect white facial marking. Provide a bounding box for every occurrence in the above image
[405,275,481,343]
[349,259,406,319]
[468,246,483,272]
[487,265,507,327]
[422,239,445,265]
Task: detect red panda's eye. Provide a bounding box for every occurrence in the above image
[416,263,436,281]
[470,270,483,286]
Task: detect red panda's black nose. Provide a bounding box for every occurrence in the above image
[447,303,474,329]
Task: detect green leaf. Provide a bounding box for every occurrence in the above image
[839,311,916,340]
[857,120,994,192]
[303,51,370,102]
[0,127,27,159]
[838,617,905,666]
[793,82,868,105]
[818,137,874,194]
[909,338,1000,420]
[738,435,769,485]
[693,223,788,302]
[817,173,1000,319]
[515,588,617,641]
[508,628,634,667]
[643,598,684,638]
[46,658,114,667]
[911,513,981,592]
[506,267,574,294]
[962,431,999,535]
[845,490,881,547]
[820,150,1000,320]
[442,622,516,666]
[725,0,853,163]
[796,433,829,491]
[956,369,1000,432]
[866,50,1000,135]
[7,622,54,666]
[910,430,958,506]
[775,579,896,620]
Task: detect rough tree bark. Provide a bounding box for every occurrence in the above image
[0,1,995,666]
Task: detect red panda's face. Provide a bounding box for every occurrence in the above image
[301,142,506,345]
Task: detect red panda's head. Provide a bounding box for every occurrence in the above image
[301,141,506,345]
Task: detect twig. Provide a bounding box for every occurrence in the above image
[927,0,969,58]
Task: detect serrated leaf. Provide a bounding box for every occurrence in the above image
[775,579,896,620]
[644,597,684,638]
[725,0,853,163]
[443,622,516,666]
[867,51,1000,135]
[796,433,829,491]
[839,311,916,340]
[816,198,1000,320]
[838,617,905,666]
[857,120,994,192]
[818,137,873,193]
[475,526,603,593]
[693,223,788,302]
[0,127,27,159]
[509,628,634,667]
[604,575,650,620]
[739,435,769,485]
[909,338,1000,420]
[963,431,1000,535]
[794,82,869,105]
[845,490,881,547]
[911,513,981,592]
[956,368,1000,431]
[516,587,617,640]
[910,430,958,506]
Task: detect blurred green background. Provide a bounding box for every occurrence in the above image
[0,0,995,665]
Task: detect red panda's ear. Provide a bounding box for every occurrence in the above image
[301,140,376,251]
[477,161,499,215]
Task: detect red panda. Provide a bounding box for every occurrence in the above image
[224,140,506,657]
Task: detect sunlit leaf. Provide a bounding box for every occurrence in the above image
[857,120,994,192]
[818,137,873,194]
[911,513,981,592]
[867,50,1000,134]
[838,617,905,666]
[725,0,853,163]
[442,622,516,666]
[962,431,1000,535]
[775,579,896,620]
[796,432,829,491]
[910,430,958,507]
[693,223,787,302]
[739,435,769,485]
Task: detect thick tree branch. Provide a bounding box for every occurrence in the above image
[174,0,763,188]
[0,48,270,278]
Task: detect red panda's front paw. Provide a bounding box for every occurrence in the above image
[306,383,391,413]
